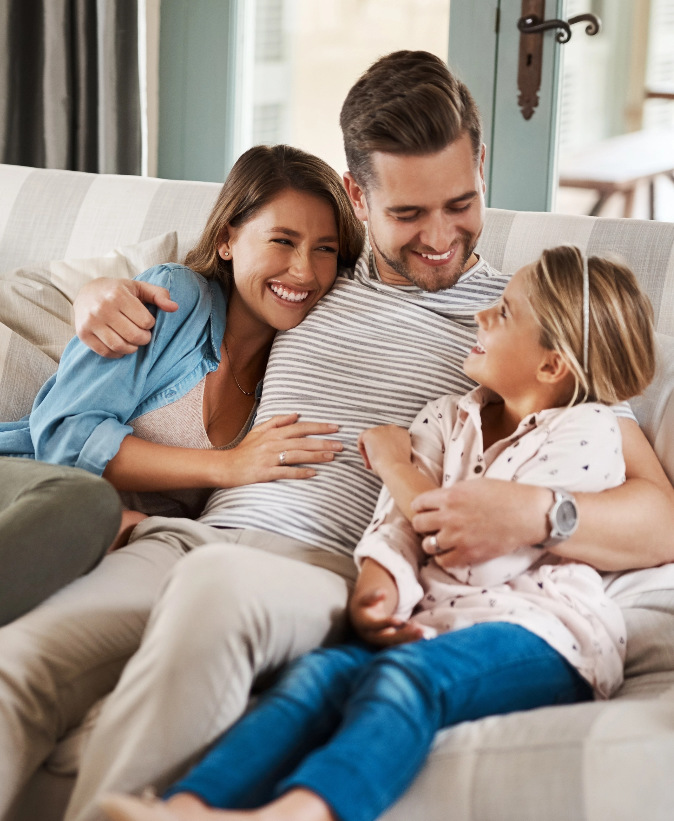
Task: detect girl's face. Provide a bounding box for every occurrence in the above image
[219,188,340,332]
[464,266,550,400]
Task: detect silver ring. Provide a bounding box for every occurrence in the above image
[428,534,439,552]
[278,451,287,466]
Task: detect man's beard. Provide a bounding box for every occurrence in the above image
[370,227,479,292]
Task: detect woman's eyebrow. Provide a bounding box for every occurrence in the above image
[266,227,339,242]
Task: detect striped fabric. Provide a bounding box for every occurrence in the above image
[0,165,220,273]
[201,249,510,553]
[3,163,674,821]
[480,207,674,336]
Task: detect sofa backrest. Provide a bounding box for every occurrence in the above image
[3,164,673,335]
[0,164,221,274]
[478,208,674,337]
[1,163,673,480]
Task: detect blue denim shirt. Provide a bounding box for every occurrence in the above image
[0,264,240,475]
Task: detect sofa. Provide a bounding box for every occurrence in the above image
[1,162,674,821]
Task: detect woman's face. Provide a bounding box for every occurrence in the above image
[219,188,340,332]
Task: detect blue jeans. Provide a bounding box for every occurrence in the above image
[166,623,592,821]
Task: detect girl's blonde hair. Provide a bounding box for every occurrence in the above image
[525,245,656,404]
[185,144,365,283]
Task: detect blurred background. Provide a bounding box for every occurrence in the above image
[1,0,672,219]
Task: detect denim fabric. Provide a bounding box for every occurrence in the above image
[0,265,249,475]
[167,623,592,821]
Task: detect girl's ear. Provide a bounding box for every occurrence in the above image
[537,350,571,385]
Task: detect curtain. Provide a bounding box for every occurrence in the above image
[0,0,141,174]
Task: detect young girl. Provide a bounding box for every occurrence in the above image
[0,145,364,550]
[99,245,656,821]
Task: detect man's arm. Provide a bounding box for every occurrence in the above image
[411,418,674,572]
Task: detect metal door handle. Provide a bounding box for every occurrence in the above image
[517,11,601,43]
[517,4,601,120]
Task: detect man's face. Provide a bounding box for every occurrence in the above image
[344,134,486,291]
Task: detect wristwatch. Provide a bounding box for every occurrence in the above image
[534,488,579,549]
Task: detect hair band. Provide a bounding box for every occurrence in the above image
[582,256,590,372]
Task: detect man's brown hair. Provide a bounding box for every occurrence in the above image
[339,50,482,190]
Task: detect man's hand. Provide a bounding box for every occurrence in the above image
[74,278,178,358]
[349,558,424,646]
[411,479,551,568]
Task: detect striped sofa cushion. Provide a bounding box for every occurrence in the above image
[3,164,674,821]
[479,208,674,336]
[0,164,220,274]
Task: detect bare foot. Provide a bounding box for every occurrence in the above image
[166,793,254,819]
[100,789,335,821]
[100,792,258,821]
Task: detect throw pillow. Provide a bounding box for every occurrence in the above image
[0,231,177,421]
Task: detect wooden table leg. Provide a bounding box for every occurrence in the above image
[589,191,611,217]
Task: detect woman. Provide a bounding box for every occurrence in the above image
[0,144,365,600]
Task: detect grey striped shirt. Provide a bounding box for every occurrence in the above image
[199,244,511,555]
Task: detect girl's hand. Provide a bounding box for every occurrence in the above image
[349,587,424,646]
[358,425,412,476]
[349,558,423,646]
[213,413,343,486]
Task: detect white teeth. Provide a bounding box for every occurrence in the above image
[421,249,453,260]
[475,342,486,353]
[269,283,309,303]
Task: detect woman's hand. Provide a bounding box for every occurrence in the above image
[211,413,343,485]
[349,558,423,646]
[358,425,412,476]
[104,415,342,493]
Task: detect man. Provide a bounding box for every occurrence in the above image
[0,52,671,821]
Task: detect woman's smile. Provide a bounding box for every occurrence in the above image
[268,281,311,304]
[220,188,340,333]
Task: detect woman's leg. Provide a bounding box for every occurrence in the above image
[164,642,375,810]
[0,458,121,624]
[0,516,194,818]
[68,534,356,821]
[277,623,592,821]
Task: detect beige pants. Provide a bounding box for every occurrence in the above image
[51,518,355,821]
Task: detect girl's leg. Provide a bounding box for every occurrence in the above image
[278,623,592,821]
[163,642,375,810]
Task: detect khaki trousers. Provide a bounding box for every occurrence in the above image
[27,517,354,821]
[0,516,186,819]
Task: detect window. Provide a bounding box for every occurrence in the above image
[234,0,451,173]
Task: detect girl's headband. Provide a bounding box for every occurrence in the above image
[582,256,590,372]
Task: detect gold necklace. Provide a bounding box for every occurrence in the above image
[223,336,256,396]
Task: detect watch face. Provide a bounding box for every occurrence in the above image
[557,499,578,534]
